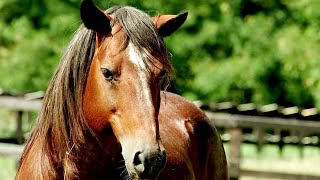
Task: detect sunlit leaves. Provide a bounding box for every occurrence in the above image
[1,0,320,109]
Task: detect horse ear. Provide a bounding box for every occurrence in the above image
[153,12,188,37]
[80,0,111,34]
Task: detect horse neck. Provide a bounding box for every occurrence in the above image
[17,124,124,179]
[17,137,97,179]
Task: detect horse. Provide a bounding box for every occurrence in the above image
[16,0,228,179]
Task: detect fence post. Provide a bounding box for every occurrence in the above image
[298,131,304,158]
[229,127,242,180]
[16,110,23,144]
[257,127,265,153]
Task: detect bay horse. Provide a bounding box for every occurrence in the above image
[16,0,227,179]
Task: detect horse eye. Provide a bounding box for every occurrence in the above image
[101,68,114,81]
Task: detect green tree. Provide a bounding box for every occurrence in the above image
[1,0,320,109]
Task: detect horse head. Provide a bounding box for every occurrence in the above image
[80,0,187,179]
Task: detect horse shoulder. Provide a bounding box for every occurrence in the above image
[159,92,228,180]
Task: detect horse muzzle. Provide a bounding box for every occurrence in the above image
[129,148,166,179]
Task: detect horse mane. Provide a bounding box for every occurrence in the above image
[18,6,174,179]
[18,25,98,179]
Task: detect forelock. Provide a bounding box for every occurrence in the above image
[105,6,173,74]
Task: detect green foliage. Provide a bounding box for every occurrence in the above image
[1,0,320,108]
[0,0,80,92]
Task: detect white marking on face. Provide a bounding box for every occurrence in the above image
[128,42,153,113]
[128,43,147,70]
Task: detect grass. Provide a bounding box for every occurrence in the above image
[239,144,320,178]
[0,157,17,180]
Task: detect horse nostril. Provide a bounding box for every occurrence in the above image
[133,151,142,166]
[153,150,166,170]
[132,150,166,179]
[159,150,166,168]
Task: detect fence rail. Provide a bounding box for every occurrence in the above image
[206,111,320,133]
[0,143,23,158]
[0,95,42,111]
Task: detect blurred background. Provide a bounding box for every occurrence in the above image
[0,0,320,179]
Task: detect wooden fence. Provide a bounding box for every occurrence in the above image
[0,95,42,144]
[1,95,320,179]
[206,112,320,180]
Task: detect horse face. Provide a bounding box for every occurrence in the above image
[84,29,166,178]
[80,0,187,179]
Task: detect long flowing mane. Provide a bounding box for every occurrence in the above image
[18,6,174,179]
[18,25,98,179]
